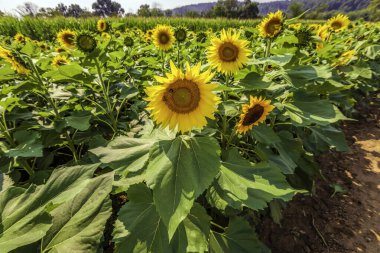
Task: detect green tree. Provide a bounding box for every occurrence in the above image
[288,1,304,18]
[137,4,151,17]
[368,0,380,21]
[212,0,227,18]
[92,0,124,17]
[239,0,259,19]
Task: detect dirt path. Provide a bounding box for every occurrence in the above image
[259,99,380,253]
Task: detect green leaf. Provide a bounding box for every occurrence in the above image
[239,72,271,90]
[0,164,99,253]
[286,65,332,87]
[308,126,349,152]
[209,217,269,253]
[284,94,348,126]
[146,136,220,239]
[6,131,43,158]
[207,149,299,211]
[65,111,92,131]
[113,184,211,253]
[41,172,113,253]
[251,124,281,144]
[90,137,156,174]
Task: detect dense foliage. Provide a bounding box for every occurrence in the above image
[0,13,379,253]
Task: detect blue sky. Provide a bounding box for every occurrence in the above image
[0,0,274,14]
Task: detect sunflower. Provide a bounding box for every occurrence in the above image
[207,29,251,75]
[124,36,134,47]
[258,10,284,38]
[97,19,108,32]
[14,33,26,43]
[288,23,302,31]
[0,46,29,75]
[236,96,274,134]
[57,29,76,48]
[145,61,220,133]
[75,32,97,53]
[52,55,70,67]
[101,32,111,40]
[174,27,187,42]
[316,24,330,50]
[333,50,356,67]
[55,47,66,53]
[327,14,350,32]
[152,25,175,51]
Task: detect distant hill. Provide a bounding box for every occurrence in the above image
[172,0,371,15]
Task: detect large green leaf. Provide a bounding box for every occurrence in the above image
[0,164,99,253]
[207,149,298,211]
[308,126,349,152]
[64,111,92,131]
[209,217,269,253]
[284,94,348,126]
[90,137,156,174]
[5,130,43,158]
[41,172,113,253]
[113,184,211,253]
[145,136,220,239]
[286,65,332,87]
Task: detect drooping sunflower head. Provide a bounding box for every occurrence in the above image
[97,19,108,32]
[0,47,30,75]
[152,25,175,51]
[174,27,187,43]
[75,32,97,53]
[207,29,251,75]
[57,29,76,48]
[308,24,320,32]
[101,32,111,40]
[52,55,70,67]
[316,24,330,41]
[327,14,350,32]
[332,50,356,67]
[288,23,302,31]
[295,28,313,47]
[236,96,274,134]
[258,10,285,38]
[124,36,134,47]
[14,33,26,44]
[196,31,208,43]
[145,61,220,133]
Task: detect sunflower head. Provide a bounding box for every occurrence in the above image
[0,47,30,75]
[14,33,26,44]
[295,28,313,47]
[75,32,97,53]
[57,29,76,48]
[196,31,208,43]
[308,24,320,31]
[327,14,350,32]
[316,24,330,41]
[174,27,187,43]
[333,50,356,67]
[288,23,302,31]
[52,55,70,67]
[114,31,122,38]
[152,25,175,51]
[97,19,108,32]
[236,96,274,134]
[145,61,220,133]
[207,29,251,75]
[258,10,285,38]
[101,32,111,40]
[124,36,134,47]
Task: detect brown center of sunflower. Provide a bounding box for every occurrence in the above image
[63,34,75,45]
[163,80,200,113]
[100,23,105,30]
[331,21,342,30]
[266,19,282,35]
[56,59,67,66]
[159,32,170,44]
[218,42,239,62]
[242,104,264,126]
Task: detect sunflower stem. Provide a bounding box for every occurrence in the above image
[177,42,181,66]
[161,50,165,73]
[263,38,272,72]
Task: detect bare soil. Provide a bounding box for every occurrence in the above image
[259,99,380,253]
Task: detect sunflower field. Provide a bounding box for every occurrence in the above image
[0,12,379,253]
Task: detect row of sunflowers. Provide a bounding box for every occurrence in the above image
[0,10,379,253]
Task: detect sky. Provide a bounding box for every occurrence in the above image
[0,0,274,14]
